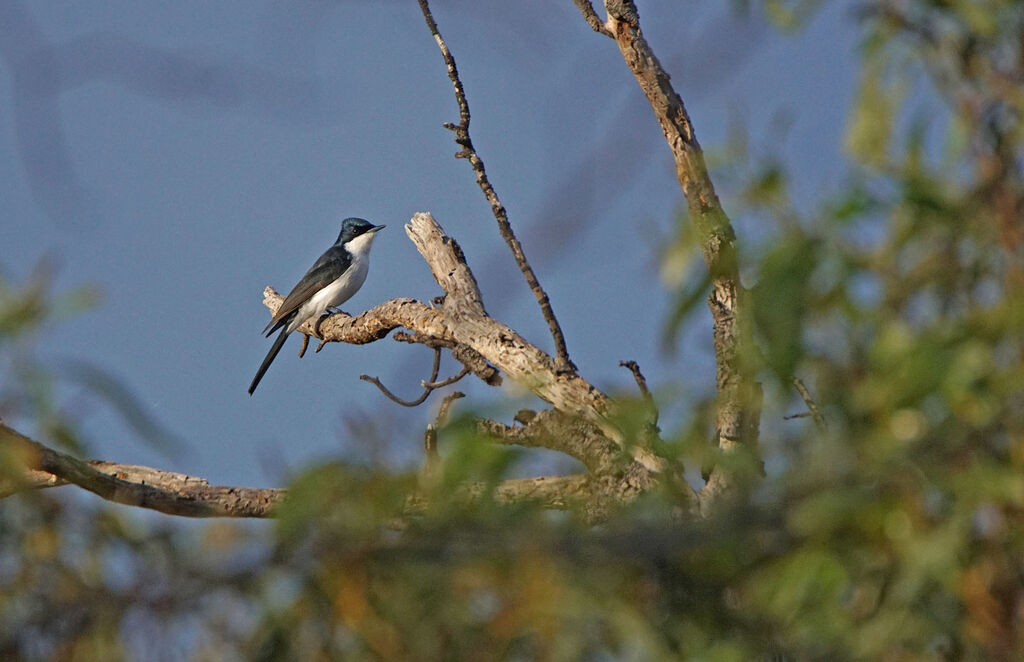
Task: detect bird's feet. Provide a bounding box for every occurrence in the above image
[314,308,350,337]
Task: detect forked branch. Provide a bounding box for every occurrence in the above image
[573,0,762,513]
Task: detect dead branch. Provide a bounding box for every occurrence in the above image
[423,390,464,469]
[619,359,659,427]
[265,213,670,478]
[574,1,762,514]
[391,331,501,386]
[792,377,827,431]
[1,422,597,517]
[1,422,283,517]
[361,347,447,407]
[3,211,686,517]
[416,0,575,374]
[268,214,616,438]
[572,0,613,36]
[477,410,622,476]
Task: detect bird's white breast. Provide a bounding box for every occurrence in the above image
[288,232,378,332]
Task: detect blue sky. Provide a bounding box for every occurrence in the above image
[1,1,858,488]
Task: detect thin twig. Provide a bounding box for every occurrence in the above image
[618,359,651,397]
[619,359,659,427]
[360,348,471,408]
[792,377,827,431]
[416,0,576,373]
[2,421,594,518]
[0,422,283,517]
[572,0,613,36]
[393,331,502,386]
[423,366,471,389]
[360,347,443,407]
[424,391,465,468]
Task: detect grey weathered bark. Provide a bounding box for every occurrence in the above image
[1,421,592,517]
[1,422,284,516]
[277,214,670,477]
[573,0,762,513]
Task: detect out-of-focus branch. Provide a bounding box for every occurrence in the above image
[575,1,762,514]
[477,409,622,476]
[407,474,594,515]
[0,422,609,518]
[391,331,502,386]
[792,377,827,431]
[416,0,576,374]
[424,390,464,470]
[1,422,284,517]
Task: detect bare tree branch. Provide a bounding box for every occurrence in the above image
[392,331,501,386]
[407,474,594,515]
[0,212,668,520]
[792,377,827,431]
[270,215,607,433]
[0,467,67,497]
[477,410,623,476]
[477,474,593,510]
[360,347,443,407]
[576,1,762,513]
[1,422,284,517]
[360,346,471,409]
[572,0,613,36]
[1,422,599,517]
[424,390,464,470]
[416,0,576,374]
[619,359,659,427]
[263,213,667,475]
[3,210,680,518]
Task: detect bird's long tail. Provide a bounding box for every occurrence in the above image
[248,327,290,395]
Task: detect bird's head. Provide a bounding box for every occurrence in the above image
[336,217,385,246]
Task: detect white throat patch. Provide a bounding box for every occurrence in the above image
[345,230,378,260]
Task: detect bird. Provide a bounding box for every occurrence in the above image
[249,217,385,395]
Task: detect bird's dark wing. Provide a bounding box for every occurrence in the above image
[263,246,352,335]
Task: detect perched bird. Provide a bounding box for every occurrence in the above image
[249,217,385,395]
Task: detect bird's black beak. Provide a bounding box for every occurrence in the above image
[372,224,386,232]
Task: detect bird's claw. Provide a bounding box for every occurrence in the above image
[314,309,342,337]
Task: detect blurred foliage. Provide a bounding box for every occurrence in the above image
[4,1,1024,660]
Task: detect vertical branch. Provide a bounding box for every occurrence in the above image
[416,0,576,373]
[574,1,762,510]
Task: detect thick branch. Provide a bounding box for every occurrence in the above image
[477,410,623,476]
[261,213,665,492]
[264,214,616,437]
[1,422,283,517]
[1,423,604,518]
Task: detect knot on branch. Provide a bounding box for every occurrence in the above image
[604,0,639,26]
